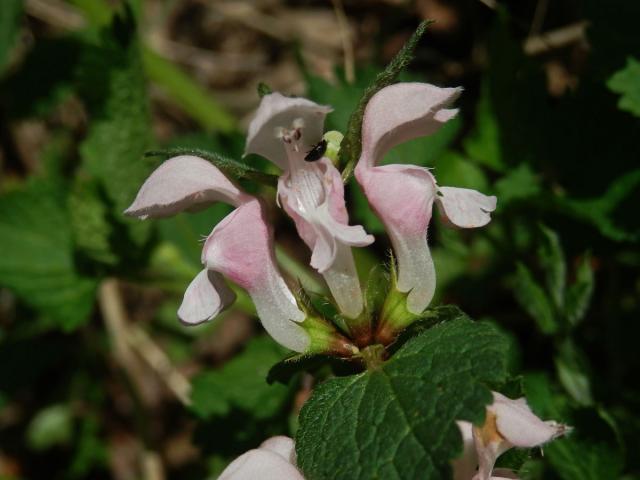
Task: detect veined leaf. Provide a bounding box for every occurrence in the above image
[296,317,509,480]
[0,180,97,330]
[513,263,558,335]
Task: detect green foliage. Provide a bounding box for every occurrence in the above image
[190,336,291,420]
[513,226,594,334]
[142,48,237,133]
[560,169,640,243]
[494,163,541,205]
[339,21,432,181]
[607,57,640,117]
[538,225,566,309]
[564,254,594,327]
[26,404,74,451]
[0,0,22,74]
[0,180,97,330]
[296,317,509,480]
[77,10,153,245]
[523,373,623,480]
[257,82,273,97]
[68,177,118,266]
[514,263,557,335]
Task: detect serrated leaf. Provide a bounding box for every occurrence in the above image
[564,253,594,326]
[339,21,432,181]
[0,180,97,330]
[513,263,557,335]
[69,178,118,266]
[77,10,153,245]
[190,336,290,420]
[296,317,509,480]
[537,225,566,310]
[607,57,640,117]
[0,0,22,74]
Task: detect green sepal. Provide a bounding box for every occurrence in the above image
[293,287,359,357]
[375,254,421,344]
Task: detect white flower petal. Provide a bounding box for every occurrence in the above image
[124,155,248,218]
[202,200,308,352]
[436,187,497,228]
[492,392,568,448]
[177,269,236,325]
[360,82,461,168]
[218,449,304,480]
[245,92,332,168]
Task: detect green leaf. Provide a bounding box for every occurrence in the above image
[537,225,566,310]
[513,263,557,335]
[494,163,541,205]
[296,317,509,480]
[339,21,432,181]
[523,374,623,480]
[0,180,97,330]
[68,177,118,266]
[257,82,273,97]
[145,148,278,187]
[0,0,22,74]
[190,336,291,420]
[141,48,236,133]
[26,404,73,451]
[554,340,593,406]
[77,10,153,245]
[607,57,640,117]
[559,169,640,243]
[564,253,594,326]
[463,81,506,173]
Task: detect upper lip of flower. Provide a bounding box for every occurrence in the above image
[354,82,497,315]
[123,154,309,352]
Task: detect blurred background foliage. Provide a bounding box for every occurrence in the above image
[0,0,638,479]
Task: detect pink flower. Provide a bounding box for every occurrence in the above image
[355,83,497,314]
[245,92,373,319]
[219,436,304,480]
[453,392,570,480]
[125,155,308,352]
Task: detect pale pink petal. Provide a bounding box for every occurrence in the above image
[360,82,462,167]
[260,436,296,464]
[124,155,249,218]
[436,187,497,228]
[453,421,478,480]
[245,92,332,169]
[177,269,236,325]
[202,200,308,352]
[278,159,372,318]
[491,392,568,448]
[218,449,304,480]
[278,159,373,273]
[355,163,438,314]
